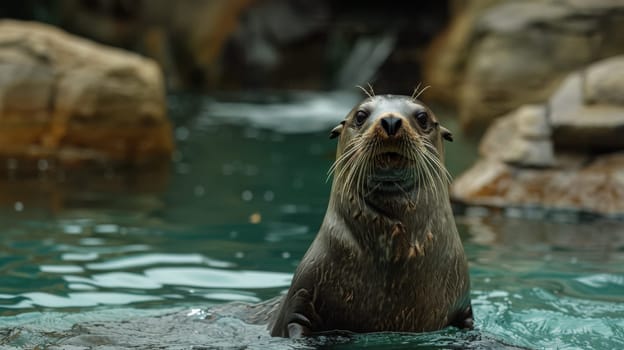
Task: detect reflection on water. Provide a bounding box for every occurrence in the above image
[0,92,623,349]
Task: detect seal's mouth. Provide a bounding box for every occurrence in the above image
[383,152,403,162]
[375,151,411,170]
[367,164,417,195]
[368,150,415,189]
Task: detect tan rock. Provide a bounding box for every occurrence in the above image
[515,105,550,139]
[0,20,173,170]
[452,152,624,217]
[479,104,554,167]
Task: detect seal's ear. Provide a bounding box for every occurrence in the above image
[440,126,453,142]
[329,121,345,139]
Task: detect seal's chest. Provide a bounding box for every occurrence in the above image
[316,276,448,332]
[315,260,436,329]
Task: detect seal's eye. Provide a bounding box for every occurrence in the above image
[415,112,429,130]
[354,110,369,126]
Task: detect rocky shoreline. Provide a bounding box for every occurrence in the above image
[452,56,624,217]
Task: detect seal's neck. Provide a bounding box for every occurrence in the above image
[327,186,454,264]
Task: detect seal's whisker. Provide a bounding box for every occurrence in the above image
[367,83,376,97]
[335,152,360,202]
[411,82,422,100]
[402,141,424,203]
[363,181,382,198]
[340,156,358,202]
[328,142,360,181]
[340,139,374,203]
[420,150,450,204]
[333,136,363,165]
[415,145,437,200]
[417,156,429,203]
[422,145,452,184]
[356,85,373,99]
[421,138,452,183]
[414,84,431,100]
[393,181,417,209]
[330,136,364,177]
[358,140,377,199]
[419,152,441,192]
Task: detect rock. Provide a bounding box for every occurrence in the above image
[585,55,624,106]
[452,152,624,217]
[550,56,624,151]
[479,104,554,167]
[423,0,624,133]
[53,1,452,91]
[0,20,173,172]
[453,55,624,217]
[516,105,551,139]
[56,0,328,90]
[423,0,502,105]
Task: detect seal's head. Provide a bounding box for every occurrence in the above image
[329,95,453,207]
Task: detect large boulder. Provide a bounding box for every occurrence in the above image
[0,20,173,173]
[424,0,624,133]
[452,55,624,217]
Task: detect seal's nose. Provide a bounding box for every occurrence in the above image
[380,116,402,136]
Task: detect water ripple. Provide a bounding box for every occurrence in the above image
[85,253,234,270]
[576,273,624,288]
[65,272,163,289]
[144,267,292,289]
[4,292,161,309]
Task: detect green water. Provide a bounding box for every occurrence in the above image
[1,92,623,349]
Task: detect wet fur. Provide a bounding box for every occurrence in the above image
[270,95,472,337]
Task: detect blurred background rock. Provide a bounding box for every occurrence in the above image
[0,0,450,91]
[1,0,624,216]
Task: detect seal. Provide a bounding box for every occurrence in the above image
[269,93,473,337]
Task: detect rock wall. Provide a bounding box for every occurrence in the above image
[452,56,624,217]
[0,20,173,173]
[50,0,451,92]
[424,0,624,133]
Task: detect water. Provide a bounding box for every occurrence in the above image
[1,92,623,349]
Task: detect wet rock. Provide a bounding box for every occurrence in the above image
[453,55,624,217]
[0,20,173,171]
[452,152,624,217]
[424,0,624,133]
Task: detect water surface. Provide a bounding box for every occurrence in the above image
[0,92,623,349]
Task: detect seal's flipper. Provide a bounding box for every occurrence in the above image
[271,288,322,337]
[451,304,474,330]
[285,288,322,337]
[287,316,311,337]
